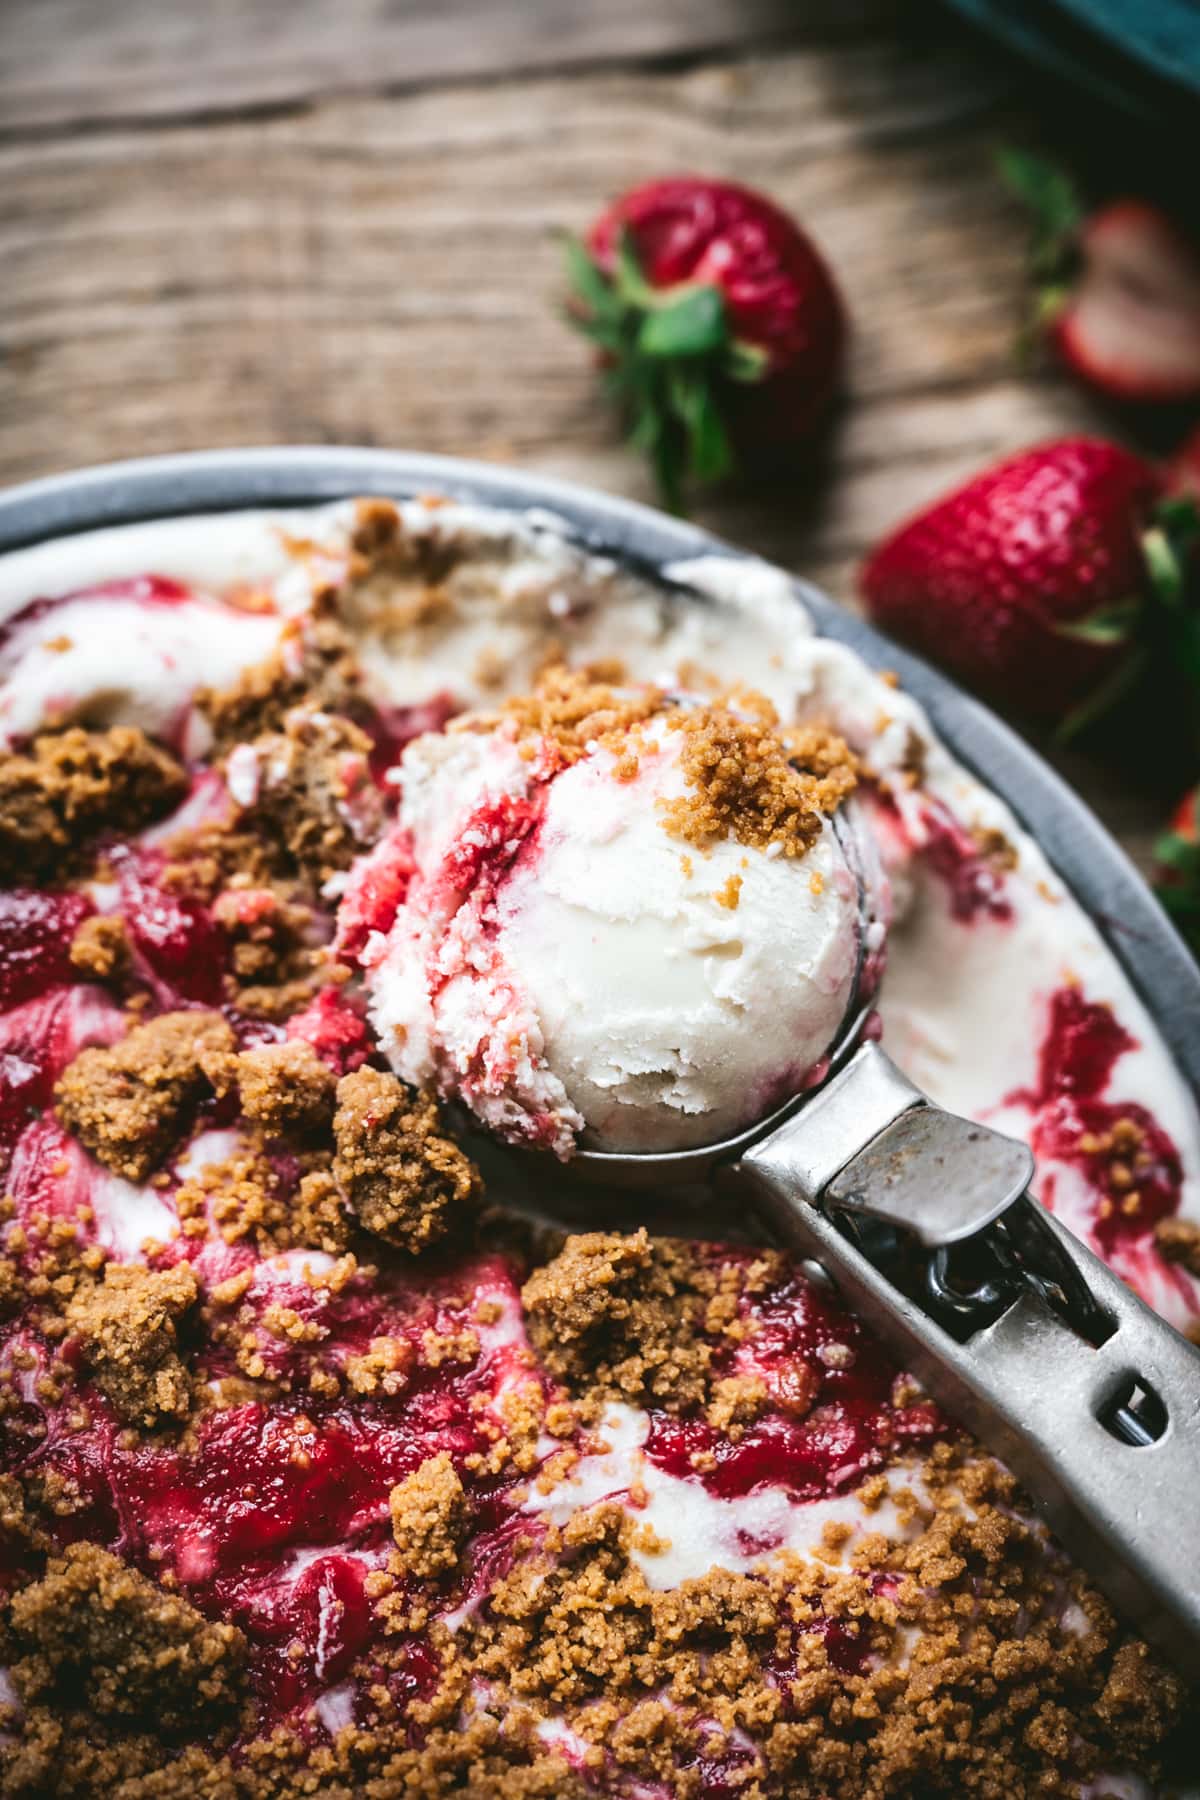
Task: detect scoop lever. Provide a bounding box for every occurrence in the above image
[733,1041,1200,1678]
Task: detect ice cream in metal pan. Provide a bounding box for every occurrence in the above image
[1,458,1199,1793]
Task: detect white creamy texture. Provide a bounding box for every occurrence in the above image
[527,1402,929,1591]
[0,497,1197,1318]
[362,725,583,1157]
[494,725,865,1152]
[362,707,870,1155]
[0,585,286,749]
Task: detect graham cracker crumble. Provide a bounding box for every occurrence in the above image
[66,1260,198,1428]
[1154,1214,1200,1276]
[55,1009,235,1181]
[661,703,857,856]
[496,664,668,769]
[174,1144,349,1259]
[444,1443,1186,1800]
[521,1230,756,1419]
[196,612,361,756]
[210,885,335,1021]
[233,705,385,887]
[67,912,131,983]
[332,1066,481,1253]
[0,725,186,880]
[7,1542,245,1730]
[389,1451,468,1577]
[488,667,856,856]
[232,1039,337,1138]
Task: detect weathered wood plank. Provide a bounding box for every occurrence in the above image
[1,41,1018,499]
[0,0,893,131]
[0,30,1168,871]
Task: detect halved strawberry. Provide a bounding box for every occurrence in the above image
[999,152,1200,406]
[1056,202,1200,405]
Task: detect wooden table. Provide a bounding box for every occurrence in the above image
[0,0,1179,878]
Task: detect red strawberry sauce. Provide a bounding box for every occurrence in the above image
[1009,985,1183,1253]
[915,799,1013,925]
[644,1261,943,1501]
[0,1250,546,1727]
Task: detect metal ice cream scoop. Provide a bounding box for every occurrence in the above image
[564,1038,1200,1677]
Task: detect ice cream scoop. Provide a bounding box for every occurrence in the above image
[349,674,877,1158]
[343,674,1200,1677]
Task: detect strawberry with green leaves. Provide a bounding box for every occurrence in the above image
[565,177,845,511]
[1156,788,1200,956]
[861,437,1200,730]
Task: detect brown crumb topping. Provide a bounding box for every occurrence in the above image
[496,664,667,767]
[232,1039,337,1137]
[521,1230,740,1416]
[0,725,186,880]
[210,885,334,1021]
[65,1261,198,1427]
[332,1067,480,1253]
[661,702,857,856]
[486,668,856,857]
[1154,1214,1200,1276]
[234,705,385,886]
[7,1542,245,1729]
[389,1451,468,1578]
[196,613,361,754]
[67,912,131,983]
[55,1009,234,1182]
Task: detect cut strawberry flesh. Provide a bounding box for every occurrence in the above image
[0,890,95,1010]
[1058,204,1200,401]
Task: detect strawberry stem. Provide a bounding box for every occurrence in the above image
[564,230,765,511]
[996,147,1083,353]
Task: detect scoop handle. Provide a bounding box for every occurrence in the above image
[734,1042,1200,1679]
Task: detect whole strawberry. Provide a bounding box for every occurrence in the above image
[566,177,845,509]
[1000,151,1200,405]
[861,437,1197,725]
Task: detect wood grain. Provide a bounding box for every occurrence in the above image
[0,6,1175,876]
[0,0,887,131]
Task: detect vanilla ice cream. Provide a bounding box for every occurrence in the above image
[345,677,879,1157]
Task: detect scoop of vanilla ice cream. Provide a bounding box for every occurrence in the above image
[353,700,877,1158]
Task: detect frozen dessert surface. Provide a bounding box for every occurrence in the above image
[346,670,871,1155]
[0,493,1194,1798]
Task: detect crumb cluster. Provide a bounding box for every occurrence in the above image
[65,1260,197,1428]
[523,1229,728,1417]
[0,725,186,879]
[235,705,385,886]
[332,1066,481,1252]
[488,666,857,856]
[7,1542,246,1730]
[68,912,131,983]
[196,612,360,754]
[662,703,857,856]
[232,1039,337,1137]
[55,1010,235,1181]
[1155,1214,1200,1276]
[389,1450,468,1577]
